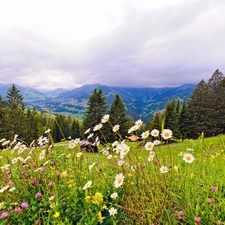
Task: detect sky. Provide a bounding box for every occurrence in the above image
[0,0,225,90]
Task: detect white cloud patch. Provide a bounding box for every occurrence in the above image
[0,0,225,89]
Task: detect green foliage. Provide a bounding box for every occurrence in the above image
[83,89,107,132]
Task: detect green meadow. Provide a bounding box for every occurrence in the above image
[1,122,225,224]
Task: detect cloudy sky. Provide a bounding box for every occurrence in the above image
[0,0,225,90]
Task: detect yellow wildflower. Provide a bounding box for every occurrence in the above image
[85,196,91,202]
[53,212,60,218]
[92,192,103,205]
[98,211,105,224]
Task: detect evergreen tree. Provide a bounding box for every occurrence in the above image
[146,109,162,132]
[186,80,210,138]
[71,119,83,139]
[83,89,107,132]
[207,69,225,135]
[179,100,189,141]
[107,93,130,141]
[0,96,7,138]
[5,84,25,139]
[163,99,180,139]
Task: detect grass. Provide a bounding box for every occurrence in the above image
[0,122,225,224]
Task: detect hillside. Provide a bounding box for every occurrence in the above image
[0,83,196,122]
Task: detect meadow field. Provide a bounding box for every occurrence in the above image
[1,116,225,224]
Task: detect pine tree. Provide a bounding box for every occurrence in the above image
[185,80,210,138]
[179,100,189,141]
[5,84,25,139]
[0,96,7,138]
[83,89,107,132]
[107,93,130,141]
[207,69,225,135]
[146,109,162,132]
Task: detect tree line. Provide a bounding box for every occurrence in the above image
[147,69,225,140]
[1,69,225,144]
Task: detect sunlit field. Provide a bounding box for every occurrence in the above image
[1,115,225,224]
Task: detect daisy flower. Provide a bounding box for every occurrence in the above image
[160,166,168,174]
[151,129,159,137]
[114,173,124,188]
[183,153,195,163]
[141,130,150,139]
[112,125,120,132]
[145,142,154,151]
[93,123,103,131]
[83,181,92,190]
[161,129,173,139]
[110,192,118,199]
[108,207,117,216]
[101,114,110,123]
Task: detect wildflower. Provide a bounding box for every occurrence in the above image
[211,186,217,192]
[183,153,195,163]
[194,217,201,223]
[85,195,91,202]
[168,164,173,168]
[76,152,82,157]
[141,130,150,139]
[74,138,80,144]
[68,142,76,149]
[107,155,112,159]
[174,166,179,173]
[84,128,91,134]
[117,160,125,166]
[0,211,8,218]
[145,142,154,151]
[93,123,103,131]
[32,180,39,185]
[153,140,161,145]
[89,162,96,170]
[49,196,54,201]
[178,211,184,218]
[83,181,92,190]
[114,173,124,188]
[135,119,143,127]
[207,198,212,204]
[98,211,105,224]
[9,187,16,192]
[110,192,118,199]
[40,165,46,172]
[160,166,168,174]
[0,202,5,209]
[35,192,41,199]
[14,207,21,214]
[117,143,130,157]
[112,141,119,147]
[187,148,194,151]
[53,212,60,218]
[45,128,51,134]
[11,158,18,164]
[92,192,103,205]
[87,133,94,139]
[101,114,110,123]
[21,202,29,209]
[151,129,159,137]
[161,129,173,139]
[108,207,117,216]
[112,125,120,132]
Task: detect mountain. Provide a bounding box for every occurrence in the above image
[0,83,196,122]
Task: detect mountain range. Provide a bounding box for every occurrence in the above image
[0,83,196,122]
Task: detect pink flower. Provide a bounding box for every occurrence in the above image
[194,217,201,223]
[14,207,21,214]
[0,211,8,218]
[168,164,173,168]
[21,202,29,209]
[32,180,39,185]
[48,182,53,188]
[207,198,212,204]
[35,192,41,199]
[187,203,191,207]
[178,211,184,217]
[40,165,46,172]
[211,186,217,192]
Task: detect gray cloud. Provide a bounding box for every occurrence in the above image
[0,0,225,89]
